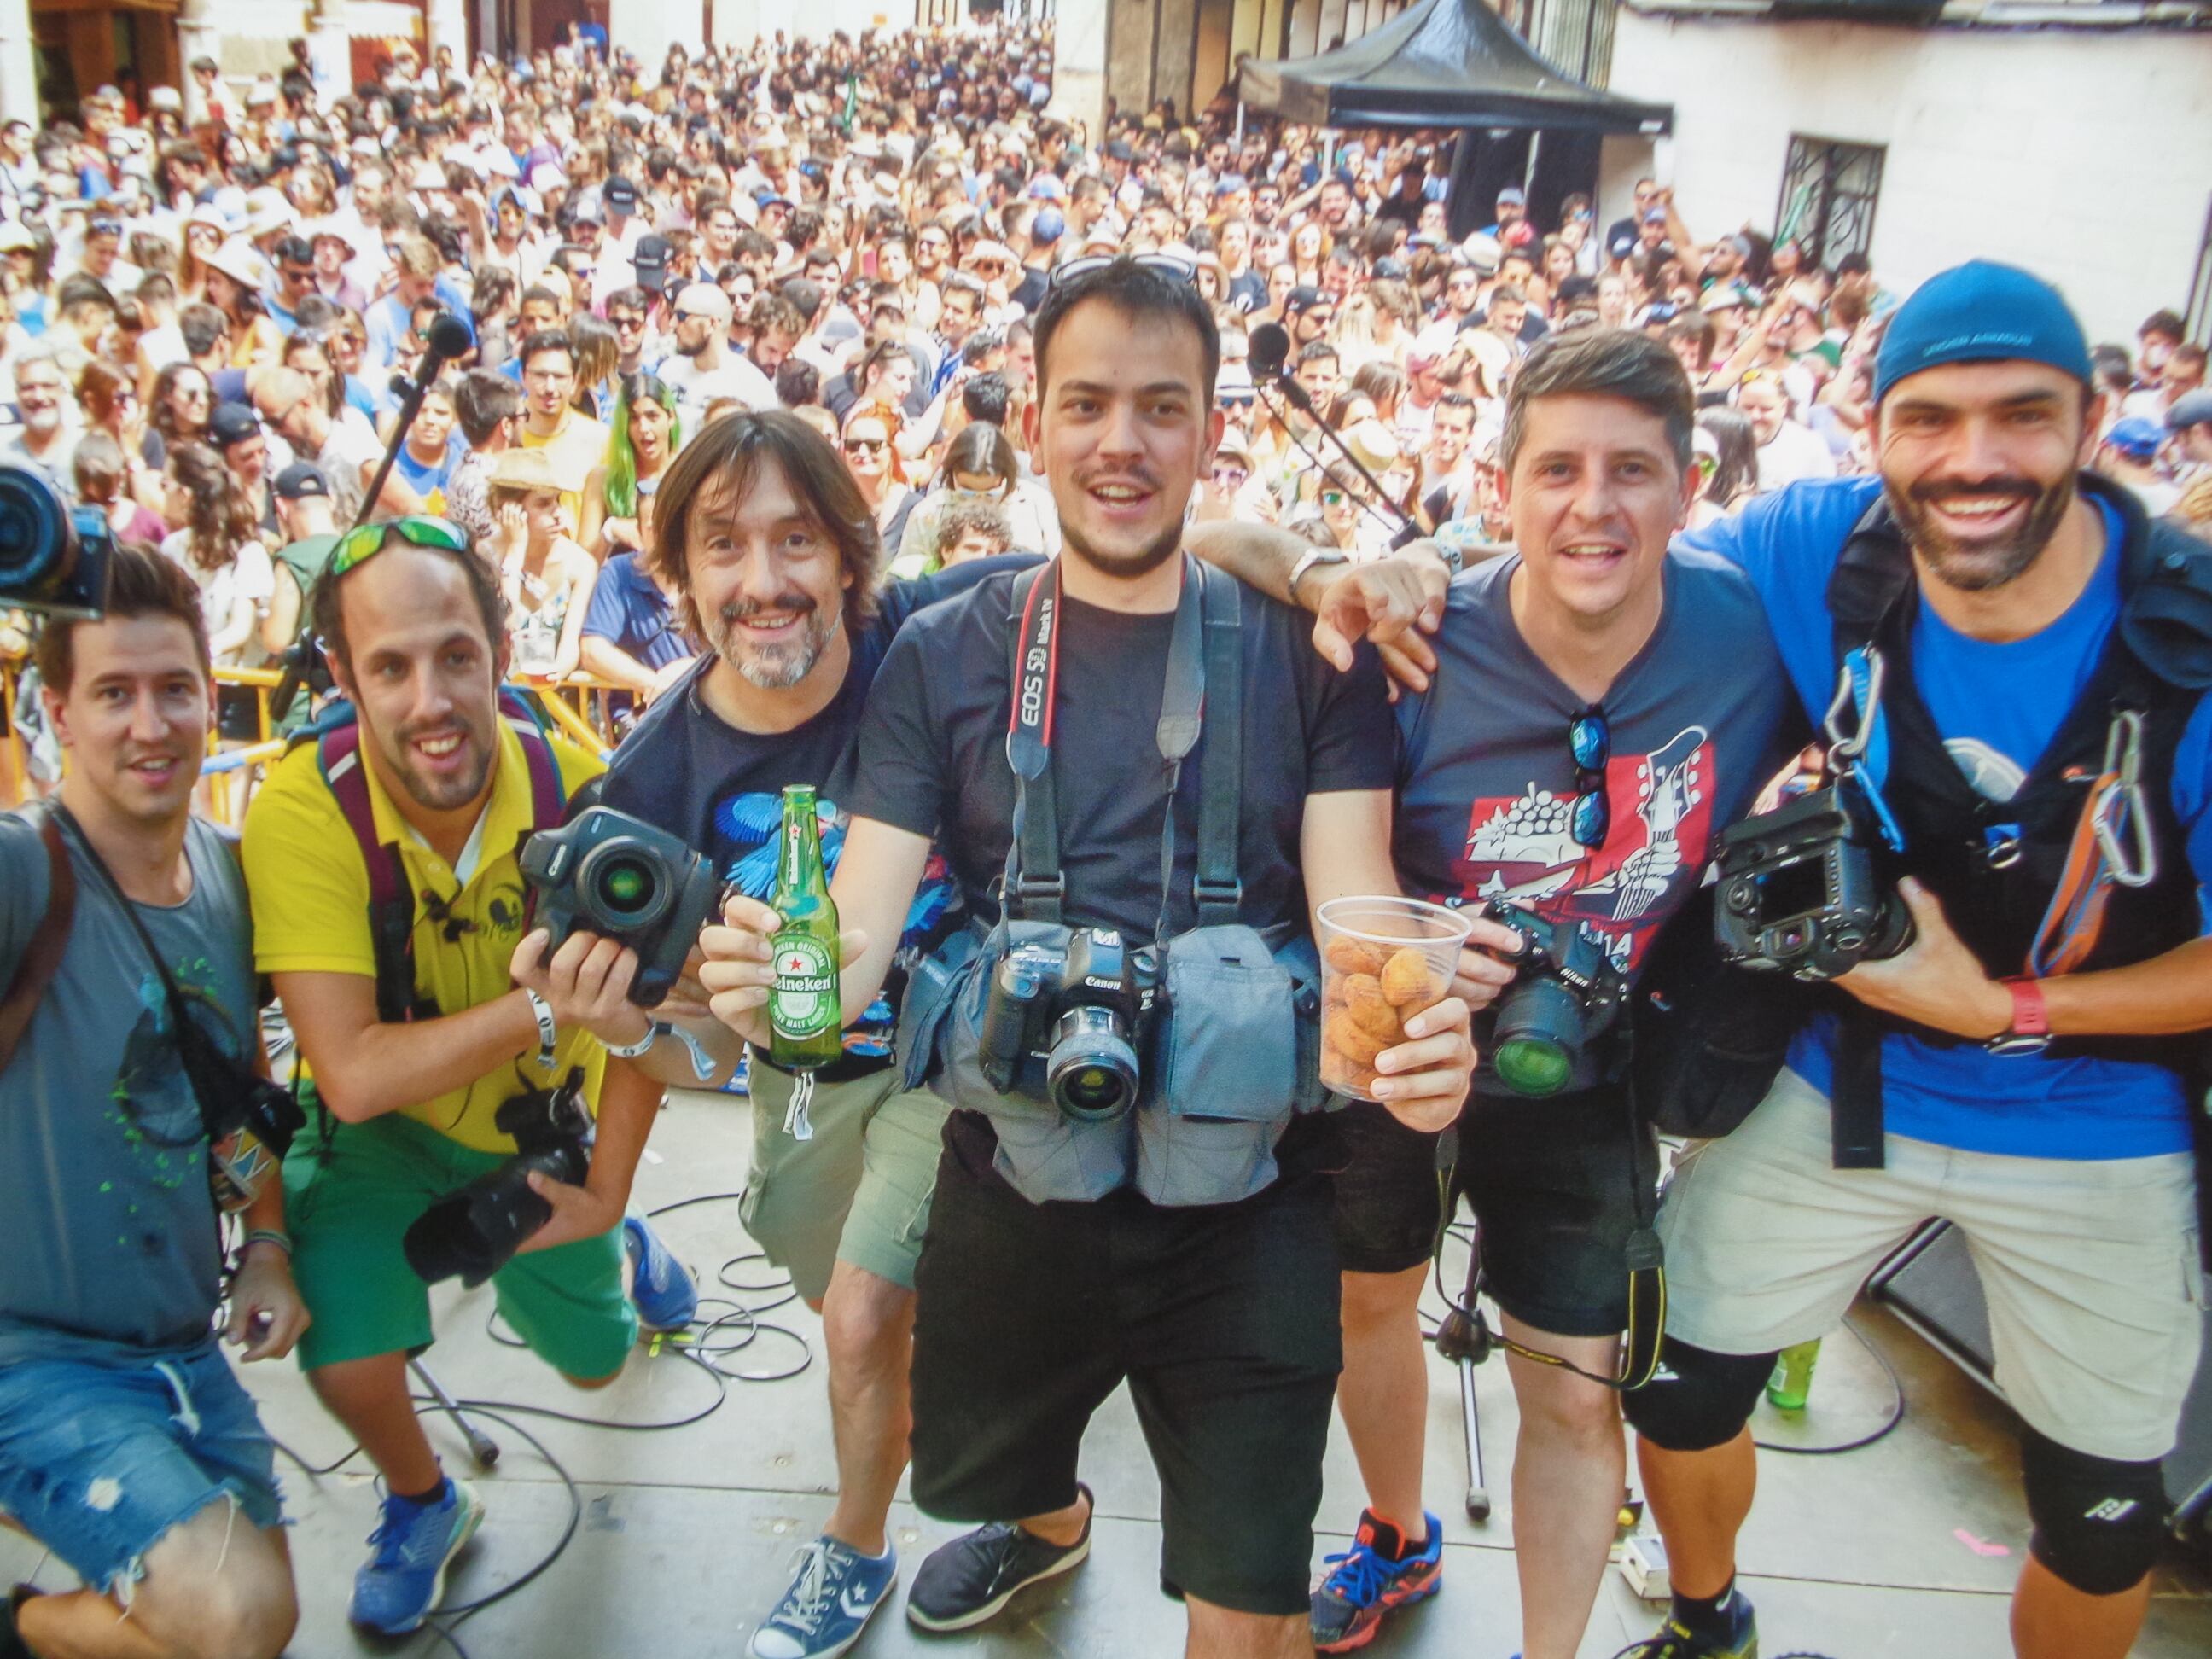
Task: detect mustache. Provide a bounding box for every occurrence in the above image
[1908,477,2040,506]
[719,594,819,624]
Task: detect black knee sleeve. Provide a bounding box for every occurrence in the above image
[2021,1428,2168,1597]
[1620,1336,1776,1452]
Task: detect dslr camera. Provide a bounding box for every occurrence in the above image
[0,465,113,617]
[1481,899,1627,1097]
[1714,783,1912,981]
[978,928,1161,1121]
[521,806,725,1008]
[404,1068,593,1287]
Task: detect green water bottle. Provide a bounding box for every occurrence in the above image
[767,785,843,1070]
[1766,1338,1822,1412]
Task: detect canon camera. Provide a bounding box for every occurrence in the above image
[1714,783,1913,981]
[1480,899,1627,1097]
[521,806,725,1008]
[977,928,1162,1121]
[404,1068,594,1287]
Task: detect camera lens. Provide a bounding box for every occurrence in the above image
[0,465,73,589]
[1046,1004,1139,1121]
[579,842,672,930]
[1490,976,1584,1097]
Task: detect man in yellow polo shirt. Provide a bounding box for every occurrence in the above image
[241,518,687,1639]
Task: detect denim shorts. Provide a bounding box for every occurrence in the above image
[0,1335,284,1598]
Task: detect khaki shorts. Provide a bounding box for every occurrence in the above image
[1658,1068,2205,1462]
[741,1055,948,1304]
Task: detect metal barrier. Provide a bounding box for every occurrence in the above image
[0,663,627,814]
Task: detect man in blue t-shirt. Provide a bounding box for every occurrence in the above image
[1621,264,2212,1659]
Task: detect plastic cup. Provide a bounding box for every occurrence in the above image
[1316,896,1473,1103]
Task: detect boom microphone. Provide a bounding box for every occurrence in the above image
[422,311,474,366]
[1248,321,1291,381]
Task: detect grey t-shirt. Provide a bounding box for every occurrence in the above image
[0,810,256,1360]
[1394,549,1791,1092]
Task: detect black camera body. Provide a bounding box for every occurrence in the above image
[403,1068,595,1287]
[1480,899,1627,1097]
[0,466,113,617]
[977,928,1162,1121]
[521,806,724,1008]
[1714,784,1913,981]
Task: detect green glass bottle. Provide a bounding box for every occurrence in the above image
[768,785,844,1070]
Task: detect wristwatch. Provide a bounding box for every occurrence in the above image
[1986,976,2051,1057]
[1288,547,1350,608]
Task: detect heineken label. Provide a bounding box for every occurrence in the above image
[770,934,838,1038]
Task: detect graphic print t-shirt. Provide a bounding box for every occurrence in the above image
[0,814,254,1361]
[600,558,1032,1059]
[1393,550,1791,1093]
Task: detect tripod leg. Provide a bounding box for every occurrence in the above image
[410,1359,501,1470]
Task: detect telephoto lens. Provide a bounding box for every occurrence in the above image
[401,1138,591,1288]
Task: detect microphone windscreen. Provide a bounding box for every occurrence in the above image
[423,311,474,360]
[1247,322,1291,380]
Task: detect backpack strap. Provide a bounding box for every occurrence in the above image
[0,803,76,1073]
[317,721,422,1026]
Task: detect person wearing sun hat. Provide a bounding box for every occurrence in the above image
[1627,259,2212,1659]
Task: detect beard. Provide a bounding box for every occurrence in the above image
[1059,516,1185,582]
[1884,470,2073,594]
[376,709,497,812]
[705,592,841,690]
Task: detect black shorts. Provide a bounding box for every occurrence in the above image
[910,1113,1342,1617]
[1330,1087,1656,1339]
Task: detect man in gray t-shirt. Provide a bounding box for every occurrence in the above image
[0,546,304,1659]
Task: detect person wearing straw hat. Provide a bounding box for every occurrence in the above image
[201,237,282,370]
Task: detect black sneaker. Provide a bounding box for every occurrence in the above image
[1615,1585,1759,1658]
[905,1486,1094,1632]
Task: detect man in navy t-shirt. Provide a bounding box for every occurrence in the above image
[1621,264,2212,1659]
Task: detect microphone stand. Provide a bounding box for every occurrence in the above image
[1254,377,1415,541]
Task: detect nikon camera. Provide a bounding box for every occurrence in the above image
[521,806,725,1008]
[1714,783,1913,981]
[977,928,1161,1121]
[1480,899,1627,1097]
[0,465,113,617]
[404,1068,594,1287]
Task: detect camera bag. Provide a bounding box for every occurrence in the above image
[899,558,1324,1207]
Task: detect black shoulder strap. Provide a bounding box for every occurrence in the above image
[1825,494,1915,657]
[1005,563,1064,924]
[1194,562,1243,928]
[0,803,76,1074]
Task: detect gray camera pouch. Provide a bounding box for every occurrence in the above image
[1138,924,1301,1206]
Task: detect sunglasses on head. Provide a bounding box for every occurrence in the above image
[1049,251,1197,289]
[330,515,471,581]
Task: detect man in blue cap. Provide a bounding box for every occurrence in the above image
[1619,262,2212,1659]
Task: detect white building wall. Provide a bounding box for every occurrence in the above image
[1606,9,2212,343]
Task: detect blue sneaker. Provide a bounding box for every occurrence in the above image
[749,1536,899,1658]
[1311,1509,1444,1652]
[624,1214,698,1331]
[348,1477,485,1635]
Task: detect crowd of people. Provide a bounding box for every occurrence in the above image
[2,15,2211,1659]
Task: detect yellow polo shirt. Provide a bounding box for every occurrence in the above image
[242,717,607,1152]
[520,409,610,521]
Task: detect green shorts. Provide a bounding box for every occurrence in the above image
[742,1055,948,1304]
[282,1112,636,1379]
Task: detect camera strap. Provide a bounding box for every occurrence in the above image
[1002,556,1242,938]
[0,803,75,1075]
[47,803,267,1155]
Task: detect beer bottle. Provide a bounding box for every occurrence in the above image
[768,784,844,1069]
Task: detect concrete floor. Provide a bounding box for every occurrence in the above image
[7,1086,2209,1657]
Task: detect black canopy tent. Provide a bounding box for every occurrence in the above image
[1237,0,1671,239]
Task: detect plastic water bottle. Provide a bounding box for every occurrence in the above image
[1766,1339,1822,1412]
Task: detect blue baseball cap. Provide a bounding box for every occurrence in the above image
[1033,207,1066,244]
[2102,416,2165,460]
[1873,261,2093,405]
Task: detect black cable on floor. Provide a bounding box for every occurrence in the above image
[1752,1318,1906,1458]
